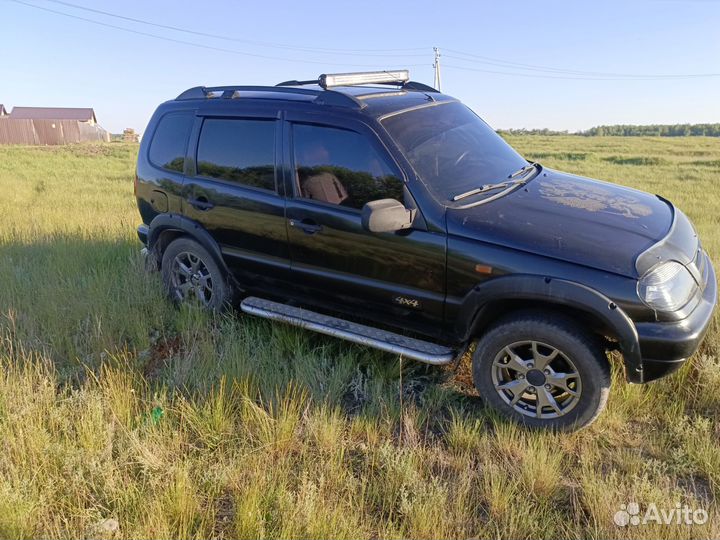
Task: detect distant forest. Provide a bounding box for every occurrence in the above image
[498,124,720,137]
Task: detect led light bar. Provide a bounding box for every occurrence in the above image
[319,70,410,89]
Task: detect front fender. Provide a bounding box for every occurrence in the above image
[454,274,643,381]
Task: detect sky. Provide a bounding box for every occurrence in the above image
[2,0,719,134]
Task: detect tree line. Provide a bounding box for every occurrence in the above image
[497,124,720,137]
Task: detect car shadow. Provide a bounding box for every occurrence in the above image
[0,233,492,436]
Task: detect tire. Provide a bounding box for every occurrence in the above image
[472,313,610,431]
[161,237,232,312]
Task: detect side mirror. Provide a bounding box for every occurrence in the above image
[361,199,415,233]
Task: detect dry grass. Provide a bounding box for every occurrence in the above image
[0,138,718,538]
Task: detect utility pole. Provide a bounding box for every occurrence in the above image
[433,47,442,91]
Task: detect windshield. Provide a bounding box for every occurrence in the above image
[382,101,529,204]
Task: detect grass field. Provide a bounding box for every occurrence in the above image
[0,137,718,539]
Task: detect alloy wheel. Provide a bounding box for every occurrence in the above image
[170,251,214,307]
[491,340,582,419]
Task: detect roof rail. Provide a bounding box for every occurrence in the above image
[176,85,319,100]
[314,90,364,109]
[175,85,363,109]
[275,79,317,87]
[398,81,439,93]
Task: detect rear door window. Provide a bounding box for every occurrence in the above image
[196,118,276,192]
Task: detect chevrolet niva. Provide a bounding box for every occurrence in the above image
[135,70,716,430]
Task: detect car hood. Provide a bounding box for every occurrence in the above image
[446,168,675,277]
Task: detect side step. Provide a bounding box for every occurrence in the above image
[240,296,456,365]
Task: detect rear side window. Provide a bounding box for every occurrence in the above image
[292,123,403,210]
[196,118,276,191]
[148,112,194,172]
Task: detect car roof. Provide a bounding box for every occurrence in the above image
[171,83,457,119]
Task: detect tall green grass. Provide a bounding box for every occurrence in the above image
[0,139,718,539]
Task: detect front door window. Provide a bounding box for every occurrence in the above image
[292,123,404,209]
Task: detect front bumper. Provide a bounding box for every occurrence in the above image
[632,253,717,383]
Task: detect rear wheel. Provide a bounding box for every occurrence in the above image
[472,313,610,430]
[161,237,232,311]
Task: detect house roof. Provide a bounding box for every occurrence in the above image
[0,105,7,116]
[9,106,97,122]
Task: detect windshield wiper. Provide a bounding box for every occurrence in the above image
[451,163,539,202]
[510,163,538,179]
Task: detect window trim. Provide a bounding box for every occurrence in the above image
[288,120,405,212]
[193,116,279,195]
[147,110,195,174]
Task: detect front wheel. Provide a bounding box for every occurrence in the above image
[472,314,610,431]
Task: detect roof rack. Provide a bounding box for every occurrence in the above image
[175,70,438,110]
[276,70,439,93]
[175,85,363,109]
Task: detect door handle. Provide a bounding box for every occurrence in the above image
[188,196,214,211]
[289,218,322,234]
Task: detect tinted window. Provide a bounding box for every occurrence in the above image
[197,118,276,191]
[382,102,528,204]
[293,124,403,210]
[149,112,194,172]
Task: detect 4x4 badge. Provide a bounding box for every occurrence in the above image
[393,296,421,309]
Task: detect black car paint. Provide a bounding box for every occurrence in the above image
[182,106,292,290]
[281,108,447,336]
[136,86,717,384]
[446,169,674,277]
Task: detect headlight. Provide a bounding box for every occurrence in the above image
[638,261,697,312]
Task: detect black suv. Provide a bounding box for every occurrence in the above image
[135,70,716,430]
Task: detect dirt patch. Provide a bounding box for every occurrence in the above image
[213,489,236,538]
[141,334,184,381]
[677,475,714,506]
[451,353,476,394]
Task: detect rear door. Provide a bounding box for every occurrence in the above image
[181,106,292,291]
[283,112,447,337]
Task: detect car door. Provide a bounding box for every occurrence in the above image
[181,106,292,292]
[283,112,447,337]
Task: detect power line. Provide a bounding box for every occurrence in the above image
[11,0,428,68]
[442,48,720,79]
[43,0,429,57]
[14,0,717,82]
[443,53,719,79]
[442,62,720,81]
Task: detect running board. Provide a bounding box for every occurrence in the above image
[240,296,455,365]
